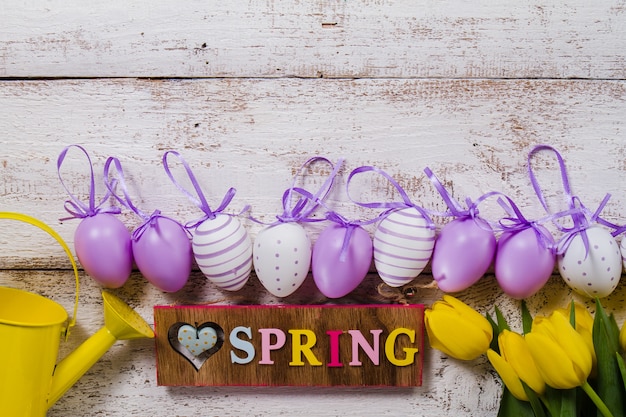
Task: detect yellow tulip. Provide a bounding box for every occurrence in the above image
[487,330,545,401]
[425,295,493,361]
[557,303,596,371]
[620,320,626,353]
[526,311,593,389]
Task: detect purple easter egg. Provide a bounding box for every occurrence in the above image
[132,216,192,292]
[495,226,555,299]
[312,223,373,298]
[74,213,133,288]
[431,217,496,293]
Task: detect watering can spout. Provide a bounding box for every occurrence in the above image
[47,291,154,409]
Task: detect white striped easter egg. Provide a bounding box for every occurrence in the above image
[373,207,435,287]
[192,214,253,291]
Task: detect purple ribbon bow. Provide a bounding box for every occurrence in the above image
[423,166,501,232]
[527,144,618,256]
[57,144,121,221]
[256,156,344,225]
[163,151,244,229]
[496,195,556,253]
[104,156,185,241]
[347,165,435,229]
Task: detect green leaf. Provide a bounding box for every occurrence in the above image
[558,387,576,417]
[497,387,536,417]
[543,386,563,417]
[593,298,624,417]
[486,312,500,354]
[495,305,511,333]
[569,301,576,328]
[615,353,626,396]
[522,381,548,417]
[521,301,533,335]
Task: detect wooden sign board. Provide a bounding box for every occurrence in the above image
[154,304,424,387]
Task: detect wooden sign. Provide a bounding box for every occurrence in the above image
[154,304,424,387]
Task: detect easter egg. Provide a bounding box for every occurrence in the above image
[192,214,252,291]
[495,225,555,299]
[74,213,133,288]
[312,223,373,298]
[132,217,192,292]
[431,217,496,293]
[253,222,311,297]
[621,238,626,272]
[558,225,621,298]
[373,207,435,287]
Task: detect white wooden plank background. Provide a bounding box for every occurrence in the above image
[1,0,625,79]
[1,1,625,416]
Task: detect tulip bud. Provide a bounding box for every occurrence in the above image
[526,311,593,389]
[557,302,596,372]
[487,330,545,401]
[425,295,493,361]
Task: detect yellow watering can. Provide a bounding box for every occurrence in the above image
[0,212,155,416]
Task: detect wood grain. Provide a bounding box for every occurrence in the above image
[1,1,625,79]
[1,1,625,415]
[1,78,625,269]
[154,304,424,387]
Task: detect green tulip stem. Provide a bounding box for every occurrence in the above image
[581,380,614,417]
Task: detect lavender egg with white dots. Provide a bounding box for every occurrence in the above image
[253,222,311,297]
[557,225,622,298]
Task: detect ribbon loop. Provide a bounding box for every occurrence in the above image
[527,144,618,257]
[251,156,343,226]
[496,195,556,253]
[423,167,467,217]
[163,151,239,228]
[103,156,149,221]
[424,167,499,231]
[281,157,344,222]
[347,165,436,230]
[57,145,121,220]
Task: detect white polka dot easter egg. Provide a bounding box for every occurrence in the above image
[621,238,626,274]
[373,207,435,287]
[558,225,622,298]
[253,222,311,298]
[192,214,253,291]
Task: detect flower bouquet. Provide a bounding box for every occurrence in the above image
[425,296,626,417]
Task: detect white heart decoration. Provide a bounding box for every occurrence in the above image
[177,324,218,356]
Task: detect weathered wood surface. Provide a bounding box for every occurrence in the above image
[1,1,625,416]
[1,79,625,269]
[1,0,625,79]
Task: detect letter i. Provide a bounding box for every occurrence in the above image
[327,330,343,367]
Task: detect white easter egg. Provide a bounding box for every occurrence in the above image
[621,238,626,271]
[558,225,622,298]
[192,214,252,291]
[373,207,436,287]
[253,222,311,297]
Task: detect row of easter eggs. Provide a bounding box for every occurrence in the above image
[72,201,624,300]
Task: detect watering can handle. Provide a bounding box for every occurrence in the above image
[0,212,80,338]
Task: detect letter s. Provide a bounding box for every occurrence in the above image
[230,326,255,364]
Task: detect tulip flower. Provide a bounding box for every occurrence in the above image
[487,330,545,401]
[526,311,592,389]
[425,295,493,361]
[527,310,614,417]
[557,302,596,371]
